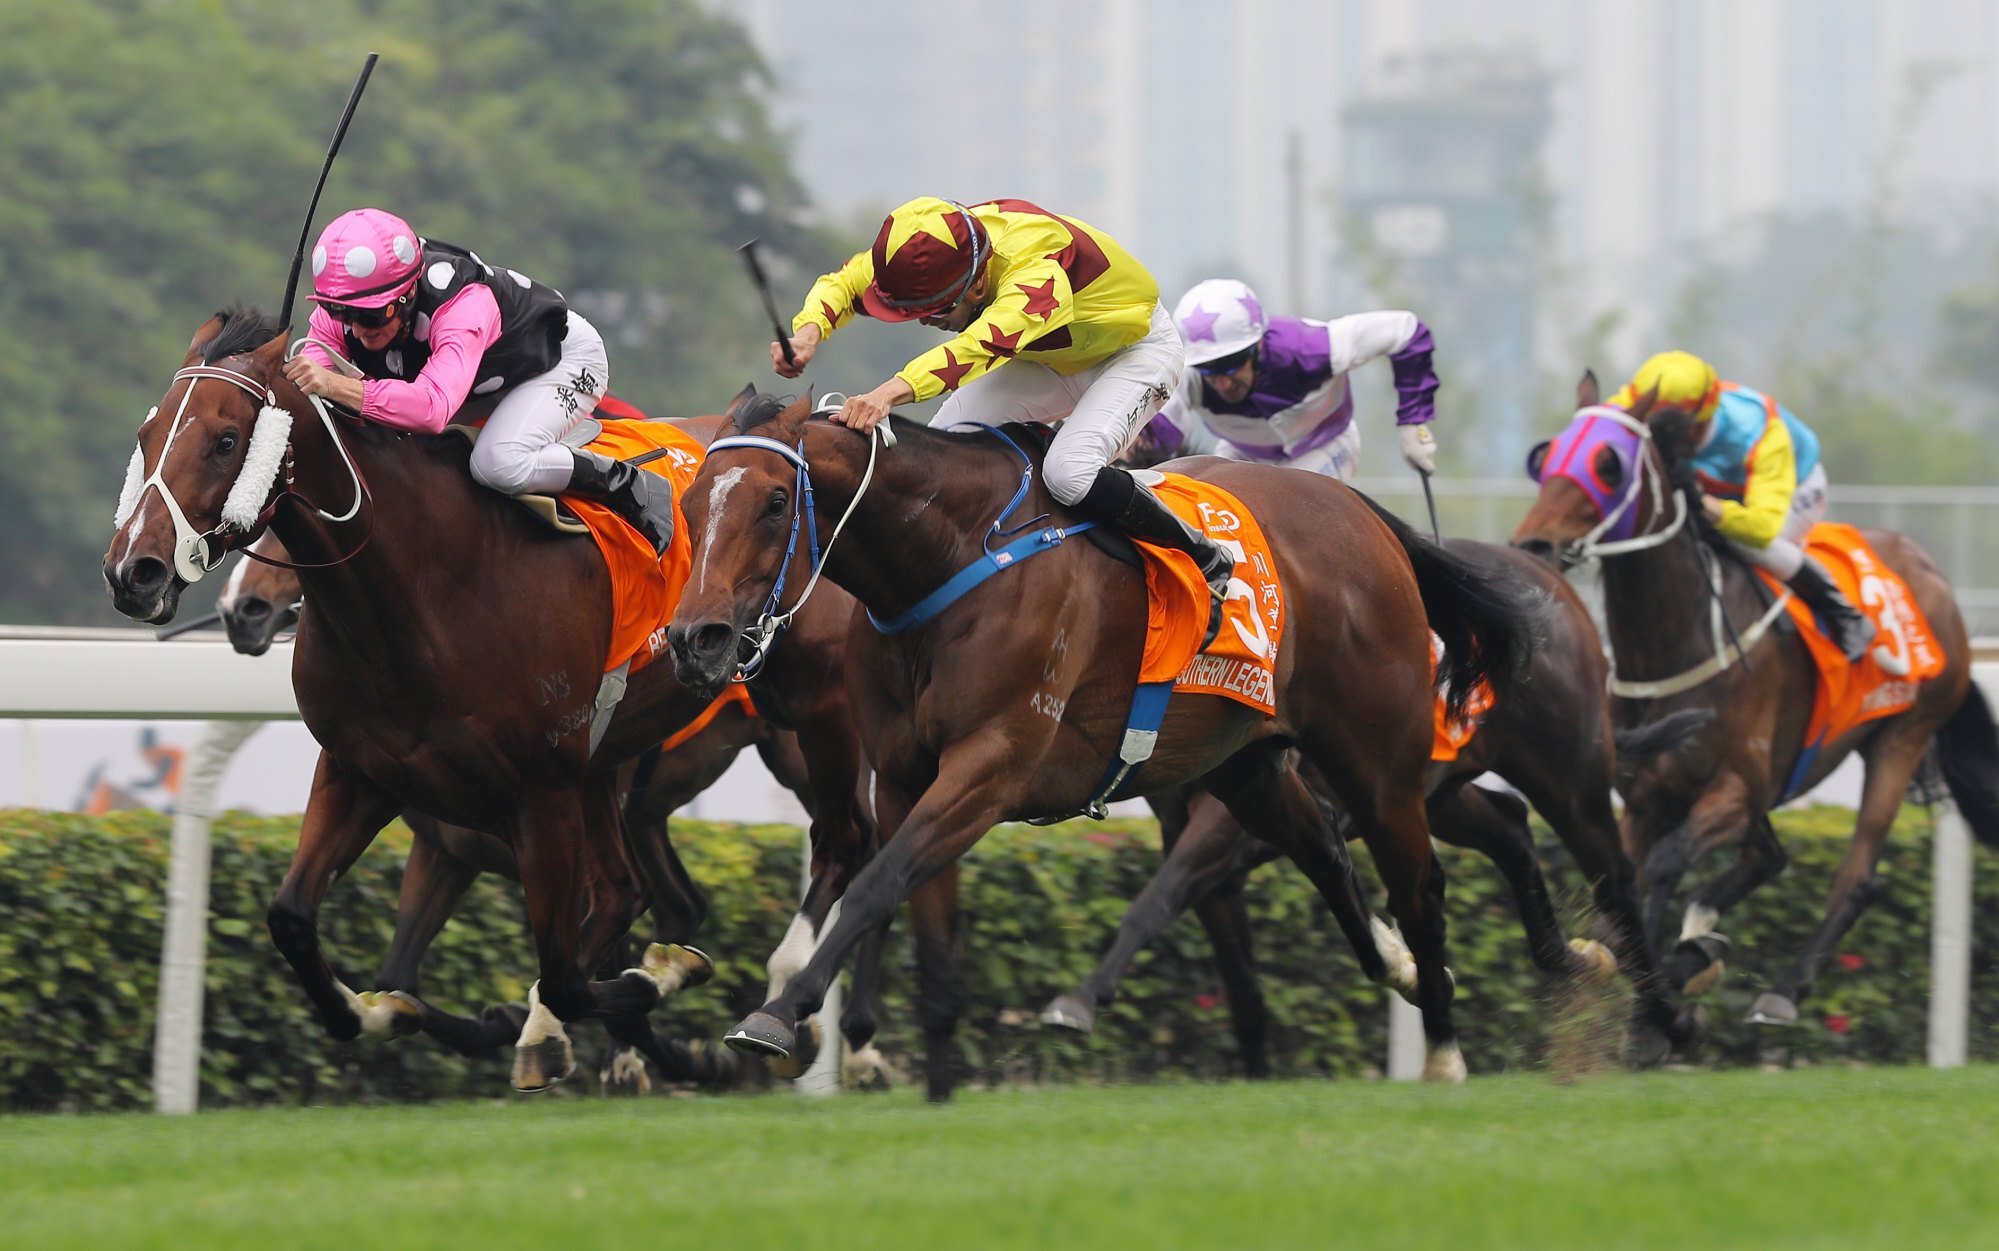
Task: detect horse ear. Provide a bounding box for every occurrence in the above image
[1576,369,1600,408]
[1524,439,1552,482]
[724,383,759,418]
[780,391,815,423]
[183,314,227,366]
[251,331,287,374]
[1631,382,1661,421]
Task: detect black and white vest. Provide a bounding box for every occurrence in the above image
[343,239,569,408]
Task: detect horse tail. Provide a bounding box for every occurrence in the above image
[1613,709,1716,769]
[1354,492,1537,722]
[1935,680,1999,849]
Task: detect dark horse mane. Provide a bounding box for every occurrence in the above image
[201,305,286,364]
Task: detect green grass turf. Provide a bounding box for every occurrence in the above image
[3,1067,1994,1250]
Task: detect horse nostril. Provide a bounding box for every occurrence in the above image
[126,556,170,596]
[236,597,271,621]
[692,622,734,660]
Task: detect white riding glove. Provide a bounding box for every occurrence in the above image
[1398,423,1438,475]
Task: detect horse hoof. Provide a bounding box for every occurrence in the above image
[1422,1042,1468,1085]
[1567,937,1619,983]
[512,1035,575,1092]
[725,1011,796,1061]
[600,1045,651,1097]
[1746,992,1799,1027]
[841,1042,895,1092]
[765,1017,823,1080]
[354,989,425,1041]
[1667,935,1730,995]
[1039,994,1098,1034]
[632,942,715,997]
[1625,1023,1673,1070]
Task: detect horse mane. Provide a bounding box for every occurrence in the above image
[201,306,285,364]
[730,390,795,431]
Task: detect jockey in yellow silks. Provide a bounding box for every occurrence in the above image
[771,195,1234,607]
[1609,351,1893,669]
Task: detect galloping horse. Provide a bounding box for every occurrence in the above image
[104,312,874,1090]
[1041,539,1710,1070]
[1513,375,1999,1026]
[214,530,853,1091]
[667,390,1535,1099]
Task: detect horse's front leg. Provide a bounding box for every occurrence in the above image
[726,745,1009,1101]
[266,750,404,1041]
[1643,778,1751,994]
[509,779,704,1092]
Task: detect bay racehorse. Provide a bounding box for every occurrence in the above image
[1512,374,1999,1027]
[1041,539,1711,1070]
[213,530,874,1092]
[667,390,1536,1099]
[104,312,875,1091]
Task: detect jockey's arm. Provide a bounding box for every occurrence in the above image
[294,287,501,435]
[1323,311,1439,428]
[1713,417,1797,548]
[793,252,870,341]
[895,257,1076,403]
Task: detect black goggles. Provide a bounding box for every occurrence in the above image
[315,292,410,329]
[1196,346,1255,376]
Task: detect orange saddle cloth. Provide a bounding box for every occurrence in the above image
[561,418,707,676]
[1131,472,1287,716]
[1755,523,1945,753]
[1430,631,1496,763]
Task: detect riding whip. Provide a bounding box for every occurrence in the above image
[1420,470,1443,543]
[737,238,798,369]
[277,52,380,336]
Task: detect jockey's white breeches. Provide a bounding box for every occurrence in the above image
[467,311,608,495]
[930,304,1184,506]
[1728,462,1827,580]
[1215,422,1364,482]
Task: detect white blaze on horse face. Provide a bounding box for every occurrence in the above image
[697,466,748,592]
[217,552,254,614]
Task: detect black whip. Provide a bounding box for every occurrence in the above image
[277,52,380,335]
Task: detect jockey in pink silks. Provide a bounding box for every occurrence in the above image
[282,208,675,552]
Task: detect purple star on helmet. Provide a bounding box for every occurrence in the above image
[1237,291,1263,323]
[1181,303,1220,342]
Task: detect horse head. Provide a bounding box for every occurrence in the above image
[667,386,823,696]
[217,532,303,656]
[1512,370,1676,569]
[104,310,294,623]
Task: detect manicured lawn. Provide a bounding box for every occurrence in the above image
[4,1066,1993,1250]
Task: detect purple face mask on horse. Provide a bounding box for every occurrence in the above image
[1525,406,1649,545]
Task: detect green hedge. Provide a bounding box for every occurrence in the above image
[2,804,1994,1111]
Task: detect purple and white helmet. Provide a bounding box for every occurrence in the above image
[1173,278,1267,366]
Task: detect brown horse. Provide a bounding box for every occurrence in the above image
[104,311,875,1091]
[213,530,875,1092]
[666,390,1535,1099]
[1041,539,1710,1070]
[1512,374,1999,1027]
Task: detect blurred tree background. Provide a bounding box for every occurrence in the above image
[0,0,883,625]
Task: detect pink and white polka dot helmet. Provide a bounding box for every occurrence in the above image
[310,208,422,307]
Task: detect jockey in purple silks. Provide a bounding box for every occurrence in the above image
[282,207,677,552]
[1137,278,1441,484]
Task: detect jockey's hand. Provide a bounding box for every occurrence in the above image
[772,323,821,379]
[1701,494,1726,523]
[282,356,365,410]
[1398,423,1438,475]
[834,378,914,434]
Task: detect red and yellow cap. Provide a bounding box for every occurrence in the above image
[1609,350,1721,421]
[861,196,991,322]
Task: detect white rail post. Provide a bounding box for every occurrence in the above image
[152,719,263,1114]
[1927,797,1972,1069]
[1386,995,1425,1080]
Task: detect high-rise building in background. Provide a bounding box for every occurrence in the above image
[725,0,1999,462]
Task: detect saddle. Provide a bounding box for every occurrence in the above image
[443,417,603,535]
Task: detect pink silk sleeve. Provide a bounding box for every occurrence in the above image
[357,285,503,434]
[298,306,345,369]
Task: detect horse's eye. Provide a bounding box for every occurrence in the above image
[765,490,789,518]
[215,430,240,456]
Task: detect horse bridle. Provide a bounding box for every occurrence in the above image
[1552,406,1792,699]
[703,408,894,680]
[115,343,369,583]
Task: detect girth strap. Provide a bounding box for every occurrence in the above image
[1030,679,1175,825]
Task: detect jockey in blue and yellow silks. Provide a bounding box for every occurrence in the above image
[1608,351,1886,667]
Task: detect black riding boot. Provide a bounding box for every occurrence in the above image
[1075,466,1234,647]
[1785,554,1877,665]
[567,449,677,555]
